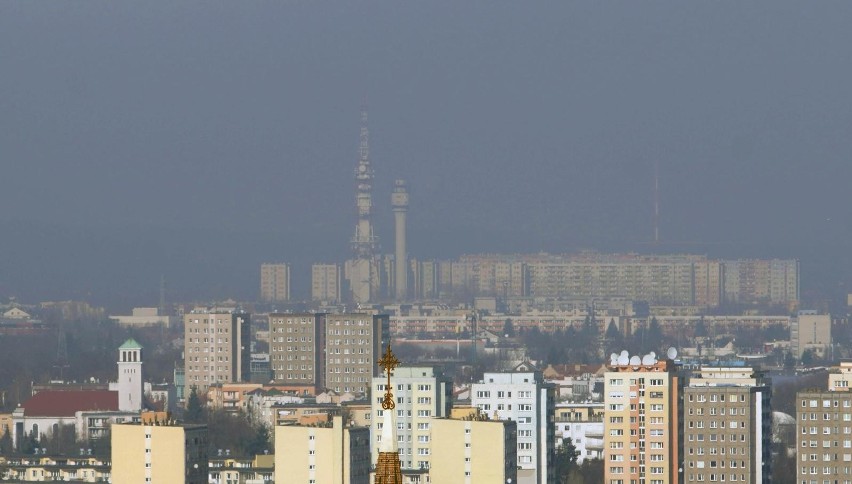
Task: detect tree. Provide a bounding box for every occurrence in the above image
[604,319,624,355]
[502,319,515,338]
[800,349,815,366]
[553,439,580,483]
[694,316,708,338]
[0,430,13,454]
[186,386,205,423]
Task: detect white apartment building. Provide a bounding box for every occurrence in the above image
[371,367,452,471]
[183,309,251,399]
[260,263,290,302]
[472,371,556,484]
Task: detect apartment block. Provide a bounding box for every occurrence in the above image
[722,259,799,307]
[275,415,370,484]
[370,367,452,470]
[324,314,388,395]
[269,313,326,388]
[604,356,680,484]
[683,366,771,484]
[183,309,251,399]
[260,263,290,302]
[791,311,832,359]
[471,371,555,484]
[796,388,852,483]
[429,413,518,484]
[111,422,208,484]
[312,263,342,302]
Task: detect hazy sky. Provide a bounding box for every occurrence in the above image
[2,1,852,306]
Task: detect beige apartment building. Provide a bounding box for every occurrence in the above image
[429,413,518,484]
[275,415,370,484]
[325,313,388,394]
[111,422,208,484]
[604,356,680,484]
[269,313,326,388]
[370,366,453,470]
[183,309,251,399]
[312,263,342,302]
[260,263,290,302]
[683,366,771,484]
[791,311,832,359]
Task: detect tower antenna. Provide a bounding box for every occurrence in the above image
[653,160,660,245]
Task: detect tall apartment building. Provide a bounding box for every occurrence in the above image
[693,260,723,308]
[791,311,832,359]
[312,263,342,302]
[183,309,251,399]
[430,413,518,484]
[260,263,290,302]
[722,259,799,307]
[269,313,325,389]
[604,355,680,484]
[410,259,438,300]
[111,422,208,484]
[683,366,771,484]
[275,415,370,484]
[325,313,389,394]
[796,363,852,484]
[471,371,555,484]
[370,366,452,470]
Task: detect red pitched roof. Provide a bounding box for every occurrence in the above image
[22,390,119,417]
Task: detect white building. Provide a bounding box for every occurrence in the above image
[554,402,604,463]
[471,371,556,484]
[371,366,452,471]
[109,307,172,328]
[109,338,143,412]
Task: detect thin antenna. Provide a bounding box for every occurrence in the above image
[54,320,69,380]
[653,160,660,245]
[159,275,166,315]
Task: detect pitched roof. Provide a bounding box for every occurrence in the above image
[118,338,143,349]
[22,390,119,417]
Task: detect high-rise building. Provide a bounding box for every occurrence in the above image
[796,362,852,483]
[275,414,371,484]
[324,314,388,394]
[604,354,681,484]
[268,313,326,389]
[722,259,799,307]
[791,311,832,359]
[370,366,452,470]
[312,264,342,303]
[430,411,518,484]
[471,371,556,484]
[260,263,290,302]
[183,309,251,399]
[683,366,771,484]
[111,421,208,484]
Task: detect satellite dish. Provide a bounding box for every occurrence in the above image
[649,351,656,359]
[617,354,629,365]
[667,347,678,360]
[642,354,655,366]
[620,350,629,358]
[630,356,641,366]
[610,353,618,365]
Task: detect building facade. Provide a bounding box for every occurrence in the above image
[791,311,832,359]
[324,314,388,395]
[603,356,680,484]
[312,264,342,303]
[111,422,208,484]
[269,313,326,388]
[275,415,370,484]
[683,366,771,484]
[370,367,452,470]
[430,414,518,484]
[471,371,555,484]
[183,309,251,399]
[260,263,291,302]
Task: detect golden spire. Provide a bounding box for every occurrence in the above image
[375,342,403,484]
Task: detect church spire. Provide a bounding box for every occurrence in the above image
[375,343,403,484]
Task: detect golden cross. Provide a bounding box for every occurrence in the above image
[378,343,400,410]
[378,343,400,378]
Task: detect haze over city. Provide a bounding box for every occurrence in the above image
[2,1,852,308]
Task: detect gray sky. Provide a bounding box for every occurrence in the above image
[2,1,852,306]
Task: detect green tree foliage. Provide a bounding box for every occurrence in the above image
[553,439,579,483]
[186,386,205,424]
[503,319,515,337]
[0,430,13,454]
[206,409,271,458]
[694,316,708,338]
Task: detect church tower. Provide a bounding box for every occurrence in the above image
[375,344,403,484]
[116,338,143,412]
